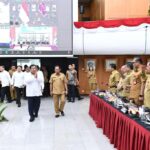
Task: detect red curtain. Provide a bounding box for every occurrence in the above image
[74,17,150,29]
[89,94,150,150]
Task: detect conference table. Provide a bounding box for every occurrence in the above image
[89,94,150,150]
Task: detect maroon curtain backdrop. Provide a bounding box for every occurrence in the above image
[74,17,150,29]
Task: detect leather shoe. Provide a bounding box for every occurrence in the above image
[78,97,84,100]
[60,111,65,116]
[55,115,60,118]
[29,117,35,122]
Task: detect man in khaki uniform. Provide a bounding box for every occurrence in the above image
[129,57,146,106]
[9,65,16,101]
[122,62,133,99]
[72,64,84,100]
[144,62,150,108]
[108,64,120,94]
[117,65,126,97]
[50,66,68,118]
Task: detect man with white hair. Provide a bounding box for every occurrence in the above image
[117,65,126,97]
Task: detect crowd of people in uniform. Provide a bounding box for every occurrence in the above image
[0,64,83,122]
[2,56,150,122]
[108,56,150,109]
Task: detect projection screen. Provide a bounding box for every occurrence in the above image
[0,0,73,56]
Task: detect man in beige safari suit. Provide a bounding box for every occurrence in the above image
[50,66,68,118]
[108,64,120,94]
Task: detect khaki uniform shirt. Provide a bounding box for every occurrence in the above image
[49,73,67,95]
[117,77,124,97]
[129,68,146,101]
[108,70,120,93]
[122,71,133,98]
[144,74,150,108]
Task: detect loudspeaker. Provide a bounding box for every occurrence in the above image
[79,5,84,14]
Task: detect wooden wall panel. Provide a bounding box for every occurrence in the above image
[78,3,91,21]
[127,0,149,18]
[78,0,149,21]
[105,0,149,20]
[90,0,100,20]
[78,55,150,94]
[105,0,128,19]
[100,0,105,20]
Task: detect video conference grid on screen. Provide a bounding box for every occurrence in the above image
[0,0,72,55]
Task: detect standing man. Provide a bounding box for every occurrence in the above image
[50,66,68,118]
[122,62,133,99]
[144,62,150,108]
[108,64,120,94]
[9,65,16,101]
[117,65,126,97]
[23,65,30,99]
[0,66,12,103]
[11,66,24,107]
[41,66,49,97]
[129,57,146,106]
[66,65,76,102]
[72,64,84,100]
[36,65,44,93]
[24,65,44,122]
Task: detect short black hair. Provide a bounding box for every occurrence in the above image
[110,63,116,70]
[134,56,143,64]
[24,65,28,69]
[36,65,40,70]
[126,62,133,70]
[30,64,36,69]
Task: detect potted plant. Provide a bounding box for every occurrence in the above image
[0,103,8,122]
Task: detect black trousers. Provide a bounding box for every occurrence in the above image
[28,96,41,118]
[1,86,11,102]
[15,87,22,105]
[68,85,76,101]
[43,83,49,97]
[23,87,27,99]
[75,86,81,99]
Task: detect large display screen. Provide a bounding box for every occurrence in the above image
[0,0,72,56]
